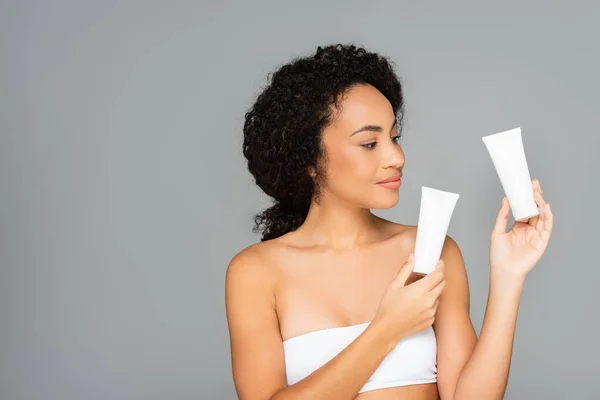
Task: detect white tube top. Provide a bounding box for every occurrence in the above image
[282,322,437,393]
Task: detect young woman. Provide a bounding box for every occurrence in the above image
[225,44,553,399]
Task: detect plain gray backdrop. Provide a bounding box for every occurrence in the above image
[1,1,598,399]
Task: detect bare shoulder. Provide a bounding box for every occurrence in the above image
[227,241,268,274]
[225,239,290,398]
[440,234,465,268]
[225,240,282,291]
[378,218,464,270]
[384,219,462,253]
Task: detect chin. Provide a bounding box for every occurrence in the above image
[365,192,400,209]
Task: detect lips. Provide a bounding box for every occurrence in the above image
[376,173,403,184]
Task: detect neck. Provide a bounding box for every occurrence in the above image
[296,192,381,249]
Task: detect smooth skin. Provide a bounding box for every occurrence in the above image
[226,84,554,399]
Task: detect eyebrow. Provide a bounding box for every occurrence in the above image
[350,118,397,136]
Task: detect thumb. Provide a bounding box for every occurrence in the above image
[394,253,415,285]
[491,196,510,237]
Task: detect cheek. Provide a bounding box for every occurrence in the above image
[325,147,376,190]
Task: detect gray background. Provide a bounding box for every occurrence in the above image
[1,1,598,399]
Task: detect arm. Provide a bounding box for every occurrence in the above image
[446,184,553,399]
[453,269,523,400]
[225,247,397,400]
[434,236,524,400]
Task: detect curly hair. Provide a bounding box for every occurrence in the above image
[242,44,405,241]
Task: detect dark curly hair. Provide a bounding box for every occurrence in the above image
[242,44,405,241]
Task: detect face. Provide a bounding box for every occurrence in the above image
[316,84,405,209]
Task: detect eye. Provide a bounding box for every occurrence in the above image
[361,142,377,149]
[391,135,401,144]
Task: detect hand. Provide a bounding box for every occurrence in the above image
[489,178,554,280]
[372,253,446,345]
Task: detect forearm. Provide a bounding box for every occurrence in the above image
[272,322,394,400]
[453,270,525,400]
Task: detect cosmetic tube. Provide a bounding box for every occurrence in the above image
[482,127,538,222]
[413,186,460,275]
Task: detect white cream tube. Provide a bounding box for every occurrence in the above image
[413,186,460,275]
[482,127,538,222]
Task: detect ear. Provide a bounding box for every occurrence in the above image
[307,166,316,178]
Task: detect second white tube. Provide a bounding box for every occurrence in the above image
[482,127,538,222]
[413,186,460,275]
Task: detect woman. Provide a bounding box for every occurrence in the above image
[225,44,553,399]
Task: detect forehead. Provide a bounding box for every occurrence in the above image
[329,84,395,131]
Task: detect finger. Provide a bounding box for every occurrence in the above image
[394,253,415,285]
[528,179,541,227]
[529,190,543,227]
[533,181,547,207]
[540,203,553,243]
[491,196,510,237]
[430,278,447,299]
[534,193,545,232]
[533,178,545,199]
[530,179,548,228]
[416,268,445,291]
[535,209,544,232]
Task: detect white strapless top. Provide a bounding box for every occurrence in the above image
[283,322,437,393]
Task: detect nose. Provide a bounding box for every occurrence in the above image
[383,145,405,169]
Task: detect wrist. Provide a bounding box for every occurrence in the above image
[366,318,400,353]
[490,268,526,295]
[490,267,526,285]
